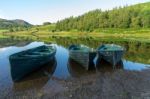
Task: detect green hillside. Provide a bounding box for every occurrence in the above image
[0,19,32,29]
[129,2,150,11]
[56,2,150,31]
[34,24,56,32]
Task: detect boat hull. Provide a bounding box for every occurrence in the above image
[98,50,124,66]
[13,58,57,91]
[69,51,96,70]
[9,46,56,82]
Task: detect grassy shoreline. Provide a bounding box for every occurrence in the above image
[1,27,149,43]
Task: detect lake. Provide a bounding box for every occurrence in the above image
[0,41,150,97]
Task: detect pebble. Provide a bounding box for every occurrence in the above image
[69,94,72,98]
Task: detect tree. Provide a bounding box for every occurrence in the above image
[43,22,51,25]
[9,28,14,32]
[130,16,141,28]
[141,11,150,28]
[55,3,150,31]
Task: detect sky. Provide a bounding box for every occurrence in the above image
[0,0,149,25]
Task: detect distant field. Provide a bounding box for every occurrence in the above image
[4,26,150,43]
[1,24,150,43]
[0,35,8,39]
[0,30,8,33]
[0,30,9,38]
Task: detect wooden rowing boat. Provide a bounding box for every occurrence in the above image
[9,45,56,82]
[68,44,96,70]
[97,44,125,68]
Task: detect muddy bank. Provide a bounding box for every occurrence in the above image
[1,69,150,99]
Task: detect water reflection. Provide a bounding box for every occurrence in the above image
[13,58,57,91]
[67,58,96,77]
[0,41,44,58]
[55,38,150,64]
[123,60,149,71]
[96,59,124,72]
[0,41,150,94]
[52,45,70,79]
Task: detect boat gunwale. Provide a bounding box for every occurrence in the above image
[9,45,56,60]
[97,44,125,52]
[98,50,124,52]
[69,45,96,53]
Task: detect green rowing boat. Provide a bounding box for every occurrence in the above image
[14,58,57,90]
[68,44,96,70]
[9,45,56,82]
[97,44,125,67]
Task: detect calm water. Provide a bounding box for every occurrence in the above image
[0,41,150,95]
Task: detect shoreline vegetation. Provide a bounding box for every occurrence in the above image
[0,28,150,43]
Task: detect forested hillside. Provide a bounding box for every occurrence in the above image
[0,19,32,30]
[56,2,150,31]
